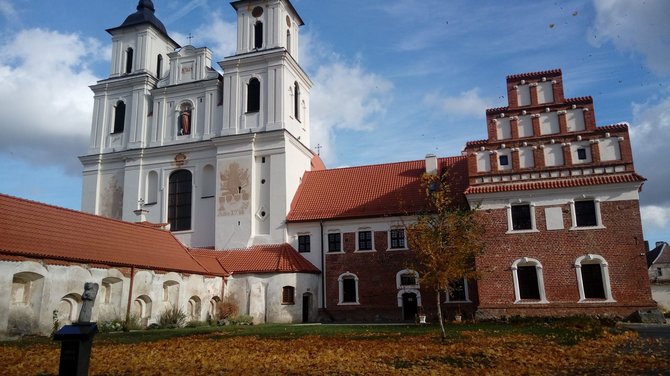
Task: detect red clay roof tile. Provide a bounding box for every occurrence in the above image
[286,157,469,222]
[189,244,319,274]
[0,194,213,275]
[464,173,645,194]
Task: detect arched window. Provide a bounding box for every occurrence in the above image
[294,82,300,121]
[282,286,295,305]
[338,272,359,305]
[575,254,614,302]
[168,170,192,231]
[511,257,548,303]
[133,295,152,327]
[178,103,192,136]
[156,54,163,79]
[113,101,126,133]
[125,47,134,74]
[187,296,201,321]
[254,21,263,49]
[146,170,158,205]
[247,78,260,113]
[395,269,419,289]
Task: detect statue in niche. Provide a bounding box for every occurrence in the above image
[178,105,191,135]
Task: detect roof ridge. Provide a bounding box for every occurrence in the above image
[305,156,466,174]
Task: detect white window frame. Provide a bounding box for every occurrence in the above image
[570,199,604,230]
[356,228,374,252]
[388,227,408,250]
[338,272,360,305]
[445,278,471,303]
[511,257,548,304]
[506,203,538,234]
[395,269,419,289]
[575,254,615,303]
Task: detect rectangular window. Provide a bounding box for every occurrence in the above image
[448,279,467,301]
[390,229,405,249]
[358,231,372,251]
[499,155,509,166]
[575,200,597,227]
[298,235,310,253]
[581,264,606,299]
[577,148,587,160]
[517,266,540,300]
[400,273,416,286]
[328,233,341,253]
[657,267,663,277]
[342,278,357,303]
[511,204,532,231]
[282,286,295,305]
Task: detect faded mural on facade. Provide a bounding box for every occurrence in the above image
[218,162,250,216]
[101,175,123,219]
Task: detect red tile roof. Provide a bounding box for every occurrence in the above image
[0,194,212,275]
[189,244,320,274]
[286,157,469,222]
[465,173,646,194]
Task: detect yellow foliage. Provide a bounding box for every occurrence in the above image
[0,330,667,375]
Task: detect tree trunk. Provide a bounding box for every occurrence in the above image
[436,289,446,341]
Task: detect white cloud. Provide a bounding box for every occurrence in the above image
[629,94,670,207]
[424,88,491,119]
[641,205,670,230]
[0,28,102,173]
[590,0,670,76]
[0,0,16,20]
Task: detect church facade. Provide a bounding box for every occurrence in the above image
[0,0,658,337]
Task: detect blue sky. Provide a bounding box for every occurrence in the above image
[0,0,668,246]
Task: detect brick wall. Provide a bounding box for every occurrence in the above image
[474,199,655,318]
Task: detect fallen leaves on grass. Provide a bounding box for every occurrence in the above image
[1,329,668,375]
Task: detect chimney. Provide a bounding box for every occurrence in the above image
[657,241,667,249]
[425,154,438,175]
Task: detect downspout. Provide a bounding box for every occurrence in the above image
[125,266,135,322]
[320,221,326,309]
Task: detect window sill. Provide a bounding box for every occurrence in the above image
[387,247,409,251]
[514,299,549,304]
[569,225,605,231]
[398,285,420,290]
[354,249,375,253]
[326,251,345,255]
[281,302,295,306]
[337,302,360,306]
[505,229,540,234]
[578,298,616,303]
[171,229,194,234]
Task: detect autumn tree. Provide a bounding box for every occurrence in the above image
[406,171,483,340]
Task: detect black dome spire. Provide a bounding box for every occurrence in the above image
[107,0,169,38]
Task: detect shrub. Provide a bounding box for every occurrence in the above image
[158,306,187,329]
[99,319,124,333]
[227,315,253,326]
[216,301,239,320]
[123,314,143,331]
[185,320,208,328]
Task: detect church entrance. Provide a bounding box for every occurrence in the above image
[302,293,312,323]
[402,292,418,321]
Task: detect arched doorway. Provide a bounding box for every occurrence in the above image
[402,292,418,321]
[302,293,312,323]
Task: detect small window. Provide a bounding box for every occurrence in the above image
[499,155,509,166]
[657,267,663,277]
[575,200,597,227]
[400,273,416,286]
[247,78,260,113]
[328,233,341,253]
[577,148,587,160]
[512,257,547,303]
[447,279,468,302]
[282,286,295,305]
[511,204,532,231]
[390,229,405,249]
[298,235,310,253]
[358,230,372,251]
[125,47,134,74]
[575,254,613,302]
[113,101,126,134]
[286,30,291,53]
[254,21,263,49]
